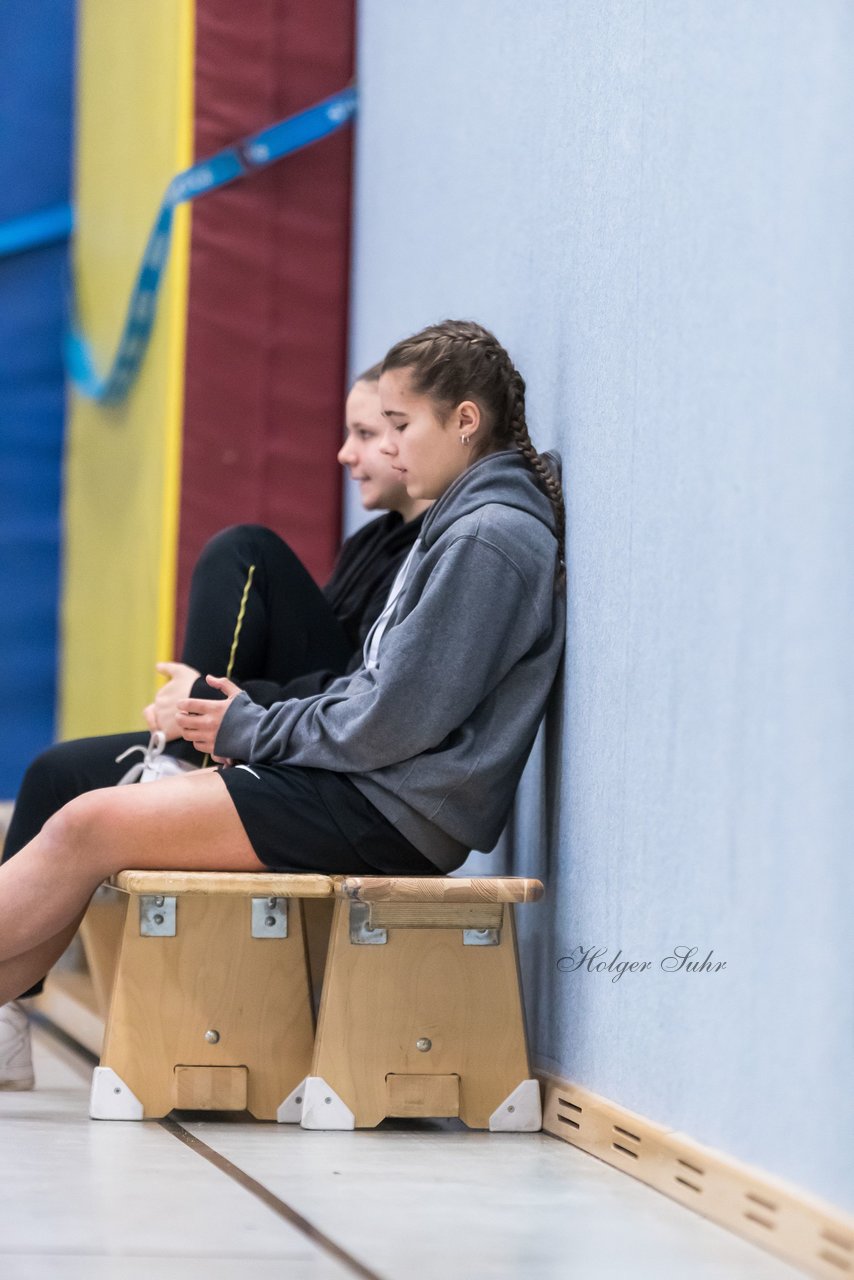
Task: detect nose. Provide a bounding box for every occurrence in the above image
[337,436,356,466]
[379,423,397,457]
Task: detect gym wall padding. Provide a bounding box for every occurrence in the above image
[61,0,354,739]
[175,0,355,652]
[0,1,75,797]
[60,0,194,740]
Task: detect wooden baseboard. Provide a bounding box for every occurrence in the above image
[538,1069,852,1279]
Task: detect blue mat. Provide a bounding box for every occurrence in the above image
[0,0,75,797]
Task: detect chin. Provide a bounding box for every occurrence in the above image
[371,490,406,510]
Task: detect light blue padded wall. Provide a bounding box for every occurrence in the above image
[348,1,853,1211]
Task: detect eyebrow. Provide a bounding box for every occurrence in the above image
[382,409,406,418]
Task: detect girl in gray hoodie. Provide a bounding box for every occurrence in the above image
[0,320,565,1008]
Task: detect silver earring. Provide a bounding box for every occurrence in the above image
[461,434,471,446]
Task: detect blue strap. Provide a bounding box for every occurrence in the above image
[0,204,74,257]
[65,85,357,403]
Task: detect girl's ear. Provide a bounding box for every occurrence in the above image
[456,399,481,442]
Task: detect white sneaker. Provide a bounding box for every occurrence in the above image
[0,1000,35,1090]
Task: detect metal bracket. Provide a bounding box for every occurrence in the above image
[139,895,176,937]
[463,927,500,946]
[349,901,387,945]
[251,896,288,938]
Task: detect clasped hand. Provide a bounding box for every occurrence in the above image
[175,674,242,762]
[143,662,201,741]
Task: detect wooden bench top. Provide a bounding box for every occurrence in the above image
[108,872,544,903]
[110,871,334,897]
[335,876,544,904]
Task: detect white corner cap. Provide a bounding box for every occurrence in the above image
[89,1067,144,1120]
[489,1078,542,1132]
[276,1078,307,1124]
[299,1076,355,1130]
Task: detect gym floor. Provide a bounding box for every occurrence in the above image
[0,1018,806,1279]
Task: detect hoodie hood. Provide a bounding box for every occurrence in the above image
[419,448,562,548]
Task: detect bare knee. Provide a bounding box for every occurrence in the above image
[40,790,117,877]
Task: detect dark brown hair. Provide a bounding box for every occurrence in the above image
[381,320,565,577]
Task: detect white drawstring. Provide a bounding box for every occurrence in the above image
[362,543,419,671]
[115,731,196,784]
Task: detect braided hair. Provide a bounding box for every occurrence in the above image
[381,320,565,580]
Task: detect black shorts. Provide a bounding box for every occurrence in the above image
[219,762,451,875]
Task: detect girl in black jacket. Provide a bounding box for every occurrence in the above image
[0,366,429,1087]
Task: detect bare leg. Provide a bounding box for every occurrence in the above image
[0,916,86,1008]
[0,770,263,1000]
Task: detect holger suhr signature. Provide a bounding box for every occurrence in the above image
[556,945,726,983]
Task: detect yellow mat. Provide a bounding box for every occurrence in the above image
[60,0,195,737]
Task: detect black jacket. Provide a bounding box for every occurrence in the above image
[234,512,426,707]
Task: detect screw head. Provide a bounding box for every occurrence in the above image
[153,913,164,926]
[154,896,165,907]
[416,1038,432,1052]
[265,915,277,928]
[507,1104,516,1113]
[204,1029,220,1044]
[267,897,278,908]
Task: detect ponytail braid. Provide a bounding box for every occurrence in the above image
[504,369,566,581]
[383,319,566,584]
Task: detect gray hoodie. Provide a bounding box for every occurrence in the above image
[215,449,566,871]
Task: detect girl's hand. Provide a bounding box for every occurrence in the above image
[143,661,201,740]
[175,675,242,755]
